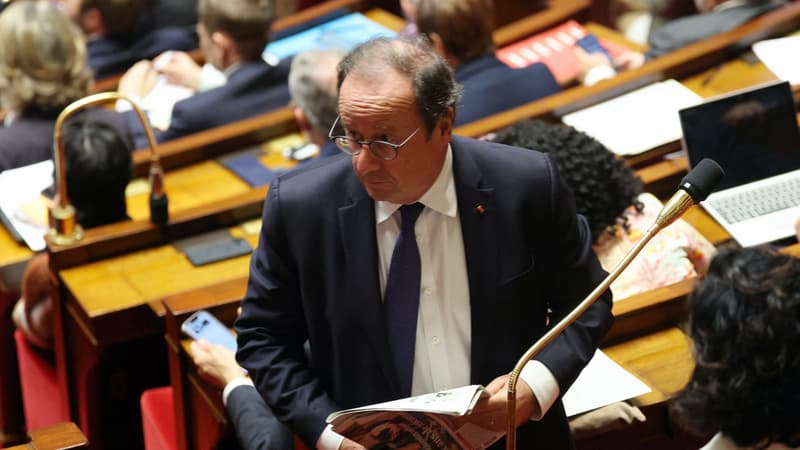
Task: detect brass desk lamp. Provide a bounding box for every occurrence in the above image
[48,92,167,245]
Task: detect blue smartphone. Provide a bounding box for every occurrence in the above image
[180,310,237,352]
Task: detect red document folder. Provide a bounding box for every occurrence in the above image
[496,20,628,84]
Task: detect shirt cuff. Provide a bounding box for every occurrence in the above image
[582,65,617,86]
[519,360,560,420]
[316,424,345,450]
[221,377,254,407]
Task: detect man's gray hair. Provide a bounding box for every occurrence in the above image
[289,49,345,135]
[337,36,462,136]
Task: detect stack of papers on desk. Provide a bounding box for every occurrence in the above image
[0,160,54,251]
[562,79,703,156]
[753,36,800,85]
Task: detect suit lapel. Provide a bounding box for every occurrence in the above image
[337,180,399,394]
[451,138,499,384]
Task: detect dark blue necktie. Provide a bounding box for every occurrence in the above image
[384,202,424,397]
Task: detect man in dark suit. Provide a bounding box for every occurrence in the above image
[120,0,291,148]
[190,339,294,450]
[235,37,613,450]
[61,0,197,79]
[646,0,786,60]
[414,0,562,126]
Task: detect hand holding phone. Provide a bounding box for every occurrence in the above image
[181,310,237,352]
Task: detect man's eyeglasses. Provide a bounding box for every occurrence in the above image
[328,115,420,161]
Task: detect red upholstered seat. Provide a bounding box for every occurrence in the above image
[13,329,68,431]
[140,386,177,450]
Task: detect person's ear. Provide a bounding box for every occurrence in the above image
[293,106,312,134]
[438,106,454,138]
[211,31,235,63]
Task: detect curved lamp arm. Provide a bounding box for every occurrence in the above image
[49,91,167,245]
[504,191,696,449]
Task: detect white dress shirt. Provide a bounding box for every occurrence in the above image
[318,145,559,449]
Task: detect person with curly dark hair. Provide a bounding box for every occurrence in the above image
[491,119,716,300]
[671,247,800,449]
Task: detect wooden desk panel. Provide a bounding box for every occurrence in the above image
[60,224,259,319]
[604,327,694,406]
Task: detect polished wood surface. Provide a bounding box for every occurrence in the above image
[61,222,258,320]
[4,422,88,450]
[605,327,694,406]
[127,134,301,220]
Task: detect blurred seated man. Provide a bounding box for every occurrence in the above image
[0,0,129,173]
[414,0,562,126]
[190,319,294,450]
[645,0,786,60]
[119,0,291,148]
[492,119,716,300]
[671,247,800,449]
[288,49,345,161]
[58,0,197,79]
[13,119,134,349]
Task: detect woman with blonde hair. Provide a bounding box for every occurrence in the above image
[0,1,127,172]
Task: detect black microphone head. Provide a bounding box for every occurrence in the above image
[680,158,725,202]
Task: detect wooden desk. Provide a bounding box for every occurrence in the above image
[52,214,262,449]
[4,422,88,450]
[45,128,305,448]
[455,1,800,139]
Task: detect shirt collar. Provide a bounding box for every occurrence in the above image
[375,144,457,224]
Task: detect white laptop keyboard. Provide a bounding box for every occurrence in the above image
[706,175,800,224]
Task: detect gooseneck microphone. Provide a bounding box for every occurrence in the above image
[504,159,724,450]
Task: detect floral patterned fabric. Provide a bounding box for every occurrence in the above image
[593,193,717,301]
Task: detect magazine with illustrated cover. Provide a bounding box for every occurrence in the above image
[326,385,504,450]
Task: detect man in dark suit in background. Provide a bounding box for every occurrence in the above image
[288,49,346,161]
[60,0,197,79]
[235,36,613,450]
[414,0,562,126]
[120,0,291,148]
[645,0,786,60]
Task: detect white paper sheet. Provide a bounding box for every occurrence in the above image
[753,36,800,86]
[562,349,652,417]
[562,79,702,156]
[0,160,54,251]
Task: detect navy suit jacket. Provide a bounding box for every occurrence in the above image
[235,135,613,449]
[226,384,294,450]
[454,53,561,126]
[88,28,197,80]
[129,59,291,148]
[646,0,785,60]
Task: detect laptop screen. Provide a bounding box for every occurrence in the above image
[679,80,800,192]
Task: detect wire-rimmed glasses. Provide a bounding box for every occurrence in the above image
[328,115,420,161]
